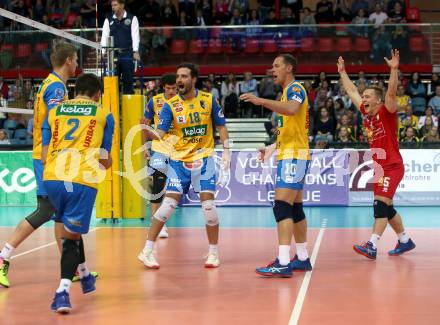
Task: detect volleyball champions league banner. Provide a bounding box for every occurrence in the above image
[183,150,350,206]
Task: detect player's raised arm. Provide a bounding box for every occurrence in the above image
[384,49,400,114]
[337,56,362,110]
[239,93,301,116]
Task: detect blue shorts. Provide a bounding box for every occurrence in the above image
[33,159,47,196]
[276,159,310,190]
[166,157,216,194]
[148,151,169,175]
[44,180,97,234]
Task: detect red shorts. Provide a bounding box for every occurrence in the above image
[373,164,404,199]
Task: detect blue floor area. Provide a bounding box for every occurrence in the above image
[0,206,438,229]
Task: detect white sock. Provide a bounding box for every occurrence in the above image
[56,279,72,293]
[209,244,218,254]
[144,240,154,251]
[278,245,290,266]
[398,231,409,244]
[77,262,90,279]
[0,243,15,260]
[369,234,381,248]
[296,242,309,261]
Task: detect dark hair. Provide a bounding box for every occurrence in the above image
[177,62,199,79]
[278,54,298,74]
[75,73,102,97]
[111,0,125,5]
[365,86,384,101]
[161,73,176,86]
[50,42,77,68]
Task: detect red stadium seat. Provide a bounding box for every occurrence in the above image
[64,12,77,28]
[206,39,222,54]
[162,26,173,38]
[406,7,420,22]
[262,39,278,53]
[169,39,187,55]
[355,37,371,53]
[244,39,260,54]
[210,27,222,39]
[15,44,32,58]
[0,44,13,52]
[35,42,49,52]
[409,35,425,52]
[278,38,296,53]
[299,38,315,53]
[188,39,204,54]
[336,37,353,53]
[318,37,333,53]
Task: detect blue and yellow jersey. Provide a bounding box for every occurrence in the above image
[144,93,176,156]
[158,90,225,162]
[277,81,310,160]
[33,72,68,160]
[42,98,115,189]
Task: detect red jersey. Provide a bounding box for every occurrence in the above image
[360,104,403,169]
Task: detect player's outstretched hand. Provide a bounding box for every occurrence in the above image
[337,56,346,73]
[240,93,263,106]
[384,49,400,69]
[258,143,276,164]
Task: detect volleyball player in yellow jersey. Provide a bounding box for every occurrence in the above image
[42,74,114,313]
[241,54,312,277]
[140,73,177,239]
[0,42,96,287]
[138,63,230,269]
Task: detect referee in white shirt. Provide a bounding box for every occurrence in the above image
[101,0,140,94]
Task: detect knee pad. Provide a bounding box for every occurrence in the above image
[292,203,306,223]
[202,200,219,226]
[374,200,391,219]
[153,197,177,223]
[150,169,167,204]
[25,196,56,229]
[388,205,397,220]
[273,200,293,223]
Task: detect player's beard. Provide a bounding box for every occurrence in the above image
[178,83,191,96]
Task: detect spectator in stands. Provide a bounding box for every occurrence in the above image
[161,0,178,26]
[230,8,244,25]
[313,71,330,90]
[407,72,426,116]
[205,79,220,99]
[8,78,23,107]
[401,126,419,143]
[371,25,391,63]
[337,126,353,143]
[427,73,440,98]
[300,7,316,36]
[259,69,279,102]
[418,116,433,138]
[246,9,261,38]
[336,113,355,139]
[333,98,347,121]
[264,9,279,24]
[334,0,352,22]
[349,8,369,37]
[422,125,439,142]
[200,0,213,25]
[195,8,208,27]
[418,106,438,129]
[369,3,388,27]
[387,0,405,17]
[354,71,370,87]
[69,0,82,15]
[140,0,161,26]
[178,0,196,24]
[304,80,316,104]
[336,87,353,109]
[388,1,406,23]
[398,106,419,138]
[428,85,440,115]
[221,72,240,117]
[0,77,9,100]
[230,0,248,15]
[72,15,84,28]
[282,6,298,25]
[324,97,335,116]
[315,0,333,23]
[32,0,46,22]
[240,71,259,117]
[391,26,409,62]
[351,0,370,17]
[26,115,33,138]
[213,0,230,24]
[11,0,32,18]
[80,0,97,27]
[257,0,274,23]
[396,85,411,116]
[0,129,10,145]
[313,88,329,113]
[314,107,335,143]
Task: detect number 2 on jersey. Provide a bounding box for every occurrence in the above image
[64,118,79,140]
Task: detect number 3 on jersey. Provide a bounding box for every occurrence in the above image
[64,118,80,140]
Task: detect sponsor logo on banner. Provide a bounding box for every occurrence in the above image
[182,125,207,137]
[177,115,186,124]
[57,105,97,116]
[0,167,36,193]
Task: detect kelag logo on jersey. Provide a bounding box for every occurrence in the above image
[57,105,97,116]
[182,125,207,137]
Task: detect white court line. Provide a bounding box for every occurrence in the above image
[288,218,327,325]
[9,227,99,260]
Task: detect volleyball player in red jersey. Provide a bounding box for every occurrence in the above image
[338,50,415,259]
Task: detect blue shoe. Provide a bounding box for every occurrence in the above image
[353,241,377,260]
[388,238,416,256]
[255,258,293,278]
[51,290,72,314]
[80,273,96,294]
[290,255,312,272]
